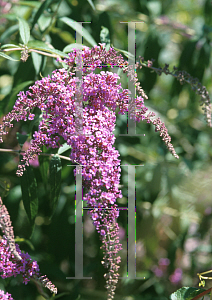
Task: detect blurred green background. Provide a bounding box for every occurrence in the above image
[0,0,212,299]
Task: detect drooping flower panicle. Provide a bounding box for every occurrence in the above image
[0,44,181,299]
[0,197,22,261]
[0,197,57,296]
[138,57,212,128]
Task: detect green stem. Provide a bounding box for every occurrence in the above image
[0,148,79,164]
[1,47,62,59]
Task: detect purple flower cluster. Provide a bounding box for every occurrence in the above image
[0,236,40,283]
[0,197,57,297]
[0,44,179,299]
[0,289,13,300]
[0,197,22,261]
[0,235,57,294]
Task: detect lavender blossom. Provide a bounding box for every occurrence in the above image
[0,197,57,297]
[0,289,14,300]
[0,44,180,299]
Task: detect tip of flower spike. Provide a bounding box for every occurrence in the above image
[37,275,57,294]
[0,198,22,261]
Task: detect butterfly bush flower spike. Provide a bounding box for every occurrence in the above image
[0,44,180,299]
[0,197,57,298]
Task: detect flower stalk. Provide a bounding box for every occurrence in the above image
[138,57,211,127]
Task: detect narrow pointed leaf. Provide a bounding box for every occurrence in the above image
[12,81,34,97]
[0,178,10,198]
[147,162,162,201]
[1,44,20,49]
[38,145,49,187]
[31,51,47,75]
[87,0,95,10]
[31,0,54,31]
[170,287,207,300]
[20,166,38,236]
[60,17,97,47]
[17,17,30,45]
[0,52,19,61]
[0,13,17,21]
[0,80,34,117]
[14,237,35,250]
[5,80,34,114]
[100,26,110,51]
[48,155,62,219]
[0,24,19,44]
[16,132,29,147]
[57,143,72,155]
[113,46,135,60]
[53,292,71,299]
[18,1,41,8]
[63,43,85,53]
[28,40,68,57]
[38,14,52,32]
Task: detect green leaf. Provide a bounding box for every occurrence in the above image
[146,1,161,16]
[17,17,30,45]
[8,80,34,111]
[100,26,110,51]
[58,143,72,155]
[204,0,212,26]
[0,52,19,61]
[63,43,85,53]
[14,237,35,250]
[0,80,34,117]
[31,0,54,31]
[0,13,17,21]
[38,14,52,32]
[60,17,97,47]
[20,166,38,237]
[1,44,20,49]
[11,80,34,98]
[0,178,10,199]
[28,40,69,57]
[113,46,135,60]
[48,155,62,219]
[147,162,162,201]
[18,1,41,8]
[87,0,96,10]
[31,51,47,75]
[38,145,49,187]
[52,292,70,299]
[0,24,19,44]
[16,132,29,147]
[170,287,207,300]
